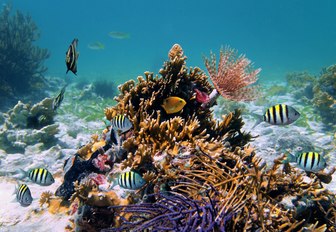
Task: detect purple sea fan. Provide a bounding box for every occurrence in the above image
[203,46,261,107]
[103,191,243,232]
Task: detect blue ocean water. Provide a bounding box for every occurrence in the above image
[6,0,336,84]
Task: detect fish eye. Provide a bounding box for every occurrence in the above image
[296,146,302,151]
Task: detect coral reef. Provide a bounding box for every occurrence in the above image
[286,65,336,130]
[312,64,336,127]
[53,44,336,231]
[0,4,50,104]
[0,98,58,152]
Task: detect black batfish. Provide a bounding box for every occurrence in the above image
[65,38,79,75]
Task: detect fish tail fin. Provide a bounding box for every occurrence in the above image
[108,173,119,189]
[16,169,27,179]
[251,115,263,130]
[282,152,296,163]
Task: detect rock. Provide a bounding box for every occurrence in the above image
[274,130,315,153]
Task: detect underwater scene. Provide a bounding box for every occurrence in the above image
[0,0,336,231]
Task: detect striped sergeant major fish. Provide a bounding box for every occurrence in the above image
[111,171,146,190]
[111,114,133,134]
[66,38,79,75]
[52,84,67,111]
[19,168,55,186]
[252,104,300,128]
[284,152,327,172]
[15,183,33,206]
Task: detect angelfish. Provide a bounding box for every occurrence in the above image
[66,38,79,75]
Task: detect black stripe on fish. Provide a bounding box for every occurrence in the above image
[279,104,284,124]
[303,153,308,168]
[266,109,271,123]
[128,172,132,189]
[285,105,289,122]
[272,105,277,124]
[317,152,320,167]
[132,171,136,188]
[311,152,315,170]
[34,169,39,182]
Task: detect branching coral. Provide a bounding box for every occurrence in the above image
[203,46,261,107]
[0,4,49,100]
[55,44,336,231]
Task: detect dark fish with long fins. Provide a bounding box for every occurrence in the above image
[66,38,79,75]
[53,84,67,111]
[252,104,300,128]
[15,183,33,206]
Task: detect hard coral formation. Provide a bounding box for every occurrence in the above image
[0,4,49,102]
[312,64,336,127]
[287,65,336,129]
[0,98,58,152]
[55,44,336,231]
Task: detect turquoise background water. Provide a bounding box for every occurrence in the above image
[7,0,336,84]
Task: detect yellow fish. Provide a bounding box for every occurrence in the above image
[161,96,186,114]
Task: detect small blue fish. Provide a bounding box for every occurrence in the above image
[15,183,33,206]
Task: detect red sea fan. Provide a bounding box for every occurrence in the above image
[203,46,261,106]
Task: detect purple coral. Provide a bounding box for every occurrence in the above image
[103,192,239,232]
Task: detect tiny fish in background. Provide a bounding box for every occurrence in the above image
[284,152,327,172]
[112,171,146,190]
[87,41,105,50]
[52,84,67,111]
[161,96,186,114]
[111,114,133,134]
[65,38,79,75]
[15,183,33,206]
[252,104,300,128]
[108,31,130,39]
[19,168,55,186]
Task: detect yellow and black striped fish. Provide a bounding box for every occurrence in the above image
[65,38,79,75]
[27,168,55,186]
[263,104,300,125]
[111,114,133,134]
[16,183,33,206]
[295,152,327,172]
[116,171,146,190]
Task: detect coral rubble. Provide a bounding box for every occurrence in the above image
[54,44,336,231]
